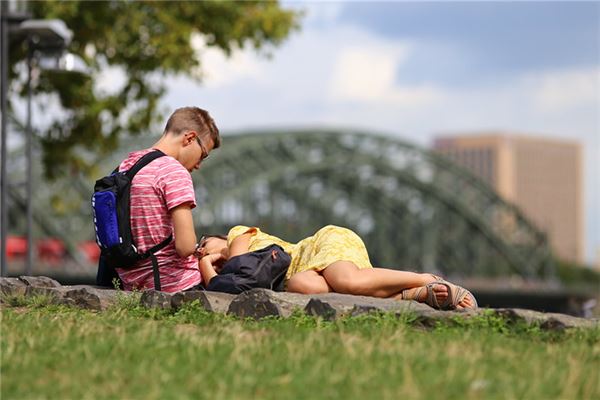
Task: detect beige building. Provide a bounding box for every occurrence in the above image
[433,133,584,263]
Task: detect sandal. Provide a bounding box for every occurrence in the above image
[443,281,478,310]
[401,281,453,310]
[401,279,478,311]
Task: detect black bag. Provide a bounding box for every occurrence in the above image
[92,150,171,290]
[206,244,291,294]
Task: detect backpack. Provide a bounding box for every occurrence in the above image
[92,150,171,291]
[206,244,291,294]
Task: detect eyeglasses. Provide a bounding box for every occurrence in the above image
[195,136,210,161]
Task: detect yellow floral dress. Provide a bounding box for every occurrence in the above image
[227,225,373,280]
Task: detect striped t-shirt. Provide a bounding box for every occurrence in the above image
[115,149,201,292]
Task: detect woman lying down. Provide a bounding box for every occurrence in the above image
[198,225,477,311]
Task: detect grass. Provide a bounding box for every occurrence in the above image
[1,298,599,400]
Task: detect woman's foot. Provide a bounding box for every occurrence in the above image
[397,280,477,310]
[454,293,476,310]
[396,283,449,306]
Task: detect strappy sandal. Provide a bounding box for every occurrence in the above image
[401,280,478,311]
[427,274,478,310]
[401,281,453,310]
[443,281,478,310]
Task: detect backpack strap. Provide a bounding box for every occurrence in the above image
[127,149,169,291]
[125,149,166,179]
[142,234,173,291]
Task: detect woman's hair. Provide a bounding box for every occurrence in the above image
[199,234,227,247]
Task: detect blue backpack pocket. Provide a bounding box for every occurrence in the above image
[92,190,121,248]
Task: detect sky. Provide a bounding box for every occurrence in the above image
[152,1,599,264]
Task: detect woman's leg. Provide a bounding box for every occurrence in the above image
[287,270,332,294]
[321,261,448,300]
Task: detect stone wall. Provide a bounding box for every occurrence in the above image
[1,276,597,331]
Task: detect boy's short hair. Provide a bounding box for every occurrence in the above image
[164,107,221,149]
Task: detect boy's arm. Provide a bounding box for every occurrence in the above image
[170,203,197,257]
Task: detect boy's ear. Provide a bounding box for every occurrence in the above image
[182,130,197,147]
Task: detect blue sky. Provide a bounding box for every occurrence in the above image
[150,1,599,264]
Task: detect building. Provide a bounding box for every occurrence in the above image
[433,133,584,263]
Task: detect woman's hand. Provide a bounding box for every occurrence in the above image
[201,253,225,272]
[198,252,225,285]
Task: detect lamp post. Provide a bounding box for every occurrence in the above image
[20,19,73,275]
[0,16,76,276]
[0,2,8,277]
[0,5,30,277]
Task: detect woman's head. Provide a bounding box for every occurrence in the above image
[199,235,228,258]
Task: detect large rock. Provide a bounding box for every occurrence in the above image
[228,289,311,319]
[139,290,236,313]
[202,291,236,313]
[305,293,431,320]
[0,277,28,297]
[140,290,173,310]
[170,290,204,310]
[493,308,599,330]
[170,290,235,313]
[64,286,124,311]
[22,285,126,311]
[178,290,235,314]
[18,276,61,288]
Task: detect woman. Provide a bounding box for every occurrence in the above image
[198,225,477,310]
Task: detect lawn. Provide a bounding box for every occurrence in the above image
[1,297,599,400]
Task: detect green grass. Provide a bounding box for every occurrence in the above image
[1,300,599,400]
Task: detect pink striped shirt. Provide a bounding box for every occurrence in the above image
[115,149,201,292]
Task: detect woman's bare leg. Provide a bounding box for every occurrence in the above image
[321,261,448,300]
[287,270,332,294]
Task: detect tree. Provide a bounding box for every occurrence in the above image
[9,0,301,179]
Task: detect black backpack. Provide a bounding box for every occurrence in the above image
[92,150,171,290]
[206,244,291,294]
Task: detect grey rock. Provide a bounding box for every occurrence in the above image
[170,290,206,310]
[21,285,126,311]
[305,293,432,320]
[201,291,236,313]
[24,285,67,301]
[170,290,235,313]
[494,308,598,330]
[0,277,28,297]
[18,276,61,288]
[304,297,353,320]
[63,287,123,311]
[140,290,173,310]
[228,289,310,319]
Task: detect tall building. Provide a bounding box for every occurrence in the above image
[433,133,584,263]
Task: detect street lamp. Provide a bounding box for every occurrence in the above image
[0,16,82,276]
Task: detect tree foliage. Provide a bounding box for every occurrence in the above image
[9,1,301,178]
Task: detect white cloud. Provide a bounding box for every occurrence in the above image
[531,67,600,112]
[329,44,444,106]
[190,33,264,88]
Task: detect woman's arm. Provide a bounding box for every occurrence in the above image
[198,253,224,285]
[228,232,253,258]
